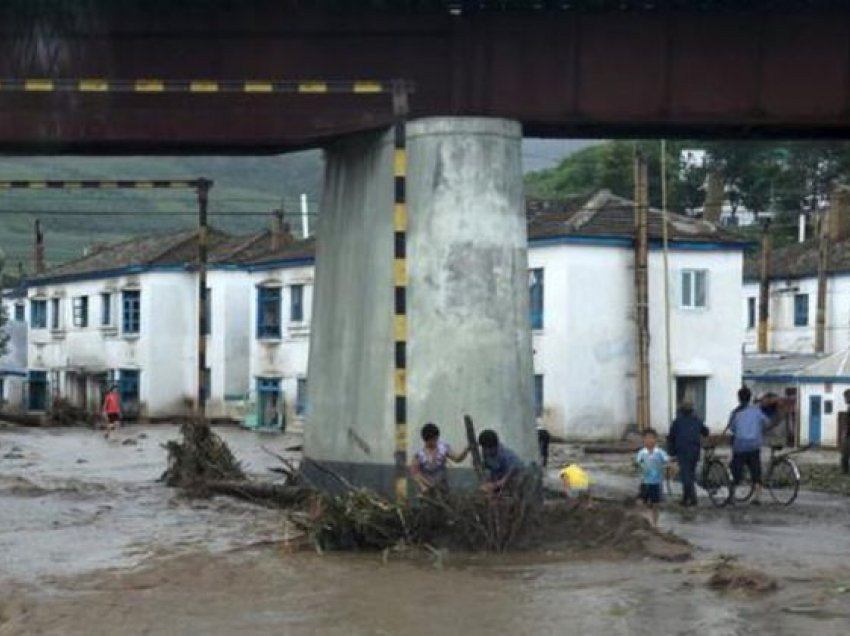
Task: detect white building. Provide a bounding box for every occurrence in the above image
[742,238,850,355]
[744,352,850,447]
[1,279,27,411]
[527,191,747,439]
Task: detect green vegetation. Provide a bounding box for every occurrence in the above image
[525,140,850,246]
[0,152,322,270]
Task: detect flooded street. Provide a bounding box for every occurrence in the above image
[2,425,850,635]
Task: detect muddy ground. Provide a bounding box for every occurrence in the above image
[2,424,850,635]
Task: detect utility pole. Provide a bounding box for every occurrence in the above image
[196,179,212,423]
[634,152,651,432]
[815,211,830,354]
[757,220,771,354]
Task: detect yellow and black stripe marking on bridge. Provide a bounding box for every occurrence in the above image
[0,79,393,95]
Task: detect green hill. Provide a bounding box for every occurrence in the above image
[0,152,323,271]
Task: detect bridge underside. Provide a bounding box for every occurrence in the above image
[1,3,850,153]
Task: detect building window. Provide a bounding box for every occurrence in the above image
[14,303,24,322]
[681,270,707,309]
[533,374,544,418]
[290,284,304,323]
[202,287,212,335]
[825,400,834,415]
[747,297,756,330]
[101,293,112,326]
[529,268,544,330]
[30,300,47,329]
[296,377,308,416]
[257,286,281,339]
[72,296,89,328]
[122,290,141,334]
[794,293,809,327]
[50,298,61,330]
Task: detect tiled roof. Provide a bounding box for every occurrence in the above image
[28,190,742,284]
[742,237,850,281]
[744,350,850,379]
[528,190,745,245]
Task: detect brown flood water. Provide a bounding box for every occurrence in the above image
[2,425,850,635]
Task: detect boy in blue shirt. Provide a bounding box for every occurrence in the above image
[636,428,669,527]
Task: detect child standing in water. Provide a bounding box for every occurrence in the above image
[410,422,471,494]
[635,428,668,527]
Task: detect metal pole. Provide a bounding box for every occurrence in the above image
[301,193,309,239]
[196,179,212,423]
[757,221,771,354]
[660,140,673,422]
[634,153,650,432]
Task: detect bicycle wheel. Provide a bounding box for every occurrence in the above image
[766,457,800,506]
[703,459,732,508]
[732,464,755,503]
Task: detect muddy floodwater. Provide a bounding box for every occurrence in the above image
[2,424,850,635]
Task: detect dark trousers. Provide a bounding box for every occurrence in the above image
[537,429,551,467]
[678,452,699,505]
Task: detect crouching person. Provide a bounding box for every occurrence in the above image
[559,463,592,508]
[410,422,471,495]
[478,429,524,494]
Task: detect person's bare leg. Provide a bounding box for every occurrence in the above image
[651,504,659,527]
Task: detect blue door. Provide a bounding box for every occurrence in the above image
[256,378,283,431]
[119,370,140,419]
[809,395,822,446]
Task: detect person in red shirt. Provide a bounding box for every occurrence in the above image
[102,385,121,439]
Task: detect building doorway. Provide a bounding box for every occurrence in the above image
[119,369,140,420]
[256,378,283,431]
[28,371,48,411]
[676,376,707,421]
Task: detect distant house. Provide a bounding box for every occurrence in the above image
[742,237,850,355]
[527,190,748,439]
[744,351,850,447]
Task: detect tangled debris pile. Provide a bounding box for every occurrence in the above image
[163,420,245,490]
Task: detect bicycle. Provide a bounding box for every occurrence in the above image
[665,445,733,508]
[730,444,810,506]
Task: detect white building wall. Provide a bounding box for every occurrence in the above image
[530,241,743,440]
[247,264,313,427]
[26,272,197,418]
[743,274,850,355]
[0,296,27,410]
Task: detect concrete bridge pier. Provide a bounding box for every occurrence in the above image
[304,117,537,497]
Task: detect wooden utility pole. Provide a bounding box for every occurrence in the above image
[815,213,830,353]
[757,221,771,353]
[196,179,212,422]
[634,153,651,432]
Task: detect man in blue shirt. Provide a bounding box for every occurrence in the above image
[478,429,523,493]
[728,386,771,505]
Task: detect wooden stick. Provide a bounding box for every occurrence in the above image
[464,414,484,480]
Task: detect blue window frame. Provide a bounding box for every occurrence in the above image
[73,296,88,328]
[290,284,304,323]
[534,374,544,418]
[296,377,308,416]
[257,286,281,338]
[529,268,544,330]
[101,292,112,326]
[122,290,140,334]
[794,293,809,327]
[14,303,24,322]
[50,298,61,330]
[30,300,47,329]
